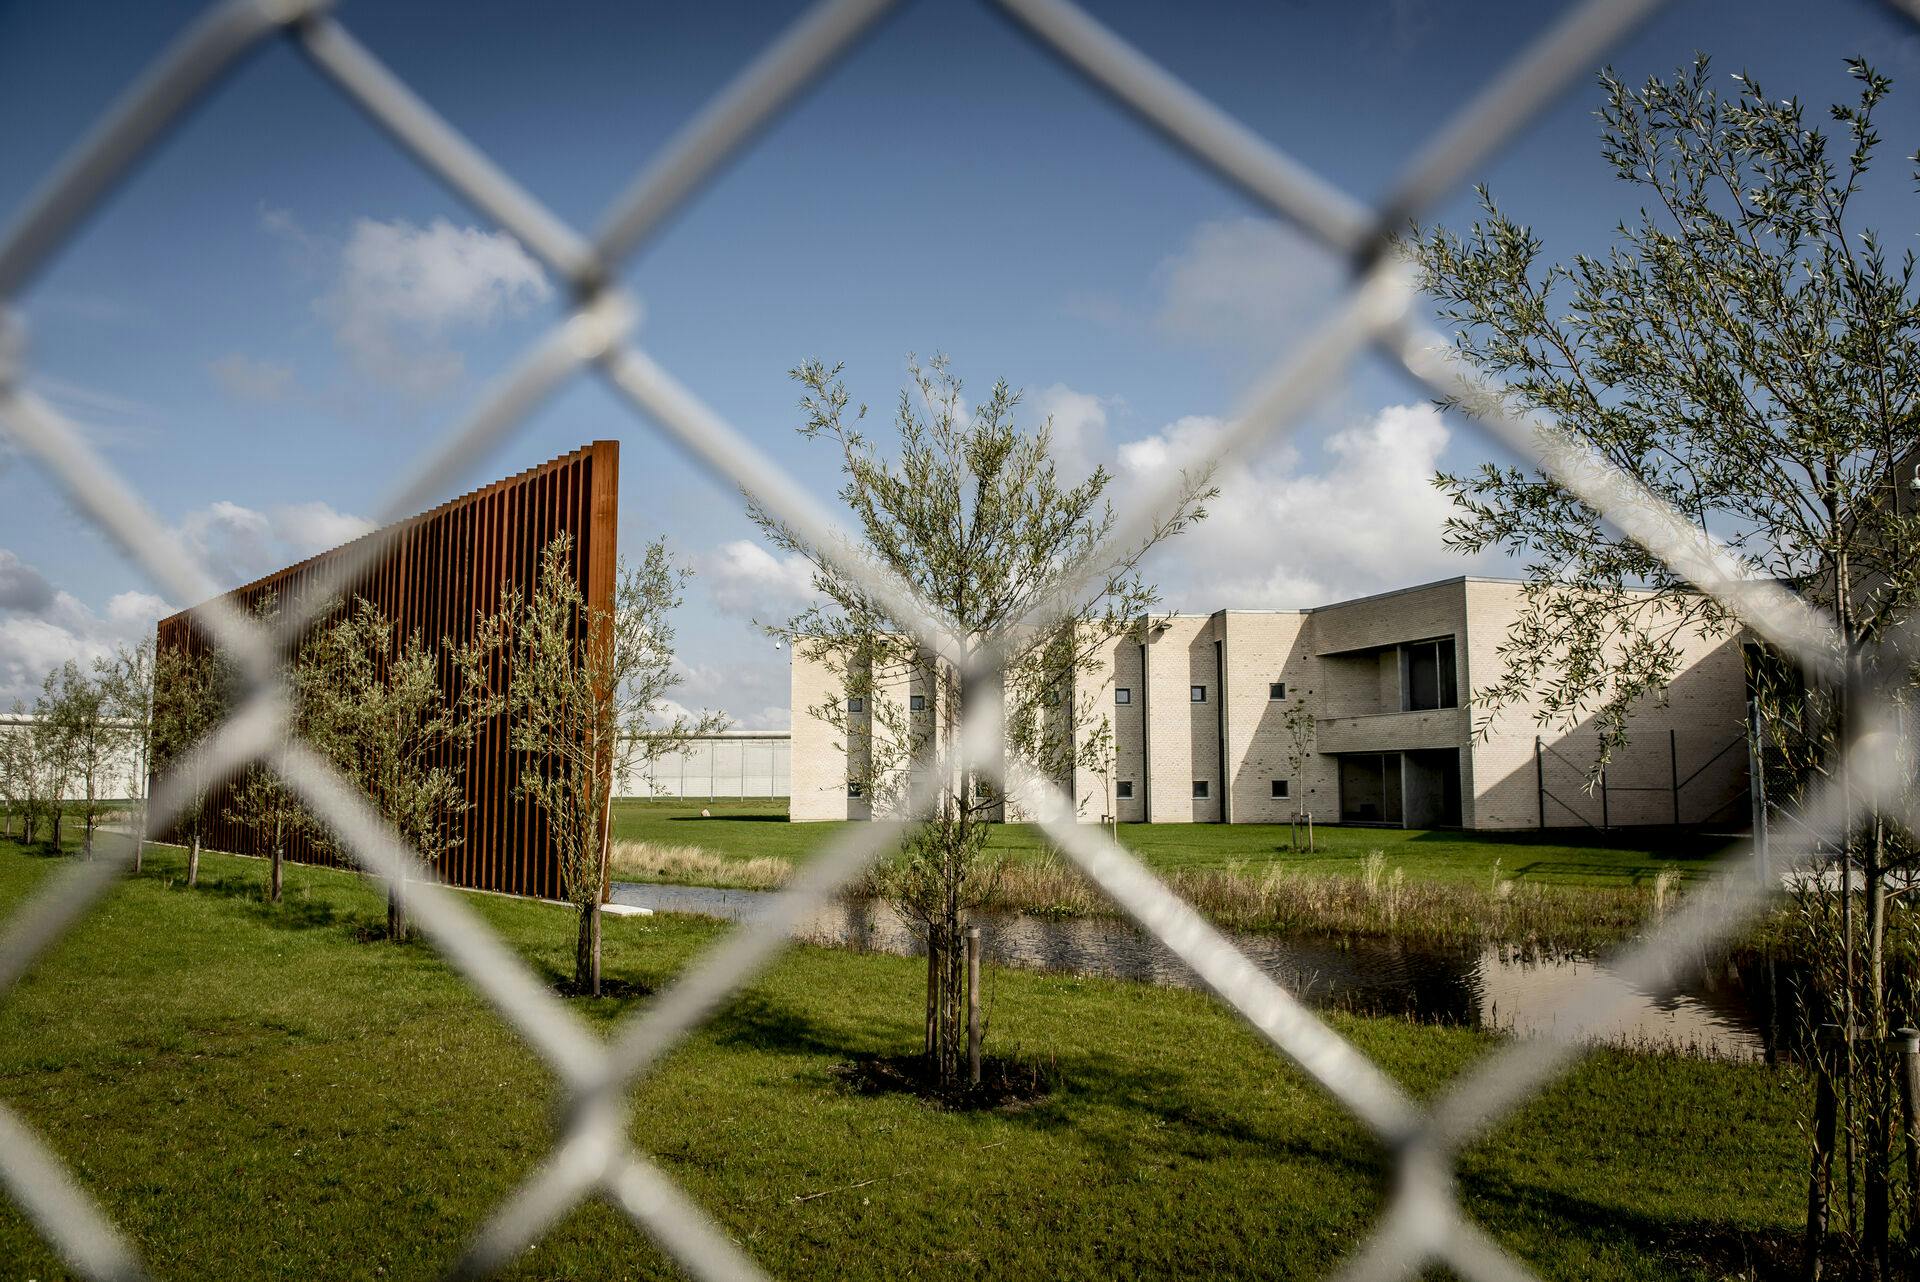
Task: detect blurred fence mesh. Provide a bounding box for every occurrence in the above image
[0,1,1914,1279]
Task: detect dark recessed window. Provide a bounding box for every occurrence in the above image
[1192,780,1209,799]
[910,694,926,712]
[1190,685,1206,703]
[846,781,863,798]
[1269,682,1287,700]
[846,696,865,713]
[1401,637,1459,712]
[1271,779,1289,798]
[1115,780,1135,800]
[1115,687,1131,705]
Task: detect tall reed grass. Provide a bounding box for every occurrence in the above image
[610,839,1705,952]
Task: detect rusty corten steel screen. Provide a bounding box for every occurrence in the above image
[154,440,619,902]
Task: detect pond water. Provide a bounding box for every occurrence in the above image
[609,881,1786,1061]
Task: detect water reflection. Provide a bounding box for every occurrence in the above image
[610,882,1773,1060]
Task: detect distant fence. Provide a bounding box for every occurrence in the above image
[0,714,144,803]
[1534,725,1749,830]
[620,731,790,799]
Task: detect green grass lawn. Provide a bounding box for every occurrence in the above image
[0,835,1804,1278]
[613,797,1737,888]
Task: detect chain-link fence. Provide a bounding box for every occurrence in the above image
[1,1,1916,1278]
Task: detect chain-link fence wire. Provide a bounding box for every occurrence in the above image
[0,1,1914,1278]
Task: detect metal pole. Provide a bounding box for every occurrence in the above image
[1600,766,1609,832]
[1669,727,1680,827]
[967,926,982,1087]
[1535,736,1544,830]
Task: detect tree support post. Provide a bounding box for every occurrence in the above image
[966,926,982,1088]
[1748,699,1769,886]
[1806,1024,1839,1281]
[1899,1028,1920,1271]
[925,933,939,1060]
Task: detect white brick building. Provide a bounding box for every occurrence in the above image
[789,576,1753,831]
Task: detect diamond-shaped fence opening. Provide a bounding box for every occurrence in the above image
[0,1,1913,1279]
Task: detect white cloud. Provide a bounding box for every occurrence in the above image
[1031,383,1117,482]
[176,499,373,589]
[669,652,789,731]
[210,352,295,403]
[272,500,376,552]
[1153,216,1340,357]
[0,551,173,707]
[270,213,551,397]
[1117,403,1509,609]
[0,550,55,615]
[699,540,817,620]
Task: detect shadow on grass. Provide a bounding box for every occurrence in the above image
[1507,858,1714,885]
[1460,1172,1803,1280]
[154,864,363,935]
[667,814,788,824]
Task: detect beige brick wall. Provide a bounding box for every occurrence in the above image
[789,643,852,822]
[1461,580,1750,830]
[1220,612,1336,823]
[1138,615,1223,822]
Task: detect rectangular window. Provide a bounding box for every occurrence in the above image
[1401,637,1459,712]
[1271,779,1289,799]
[1115,780,1134,800]
[846,781,863,798]
[909,694,926,712]
[846,696,865,713]
[1269,681,1287,700]
[1115,687,1131,705]
[1190,685,1206,703]
[1192,780,1209,799]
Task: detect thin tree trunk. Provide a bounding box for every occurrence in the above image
[131,800,143,874]
[388,881,408,942]
[187,832,200,887]
[574,901,600,996]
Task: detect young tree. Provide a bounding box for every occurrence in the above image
[152,643,228,887]
[31,671,80,853]
[220,595,310,903]
[463,533,721,995]
[1282,692,1316,852]
[759,354,1211,1086]
[45,660,118,859]
[0,701,61,845]
[100,638,155,872]
[301,598,479,942]
[1408,57,1920,1265]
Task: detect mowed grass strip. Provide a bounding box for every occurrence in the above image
[612,798,1736,887]
[0,838,1802,1279]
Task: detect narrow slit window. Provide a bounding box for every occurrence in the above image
[1115,687,1131,705]
[1269,681,1287,700]
[1190,685,1206,703]
[1271,779,1289,798]
[1192,780,1209,799]
[1115,780,1134,800]
[846,696,864,713]
[909,694,926,712]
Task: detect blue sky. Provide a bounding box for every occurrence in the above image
[2,0,1917,722]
